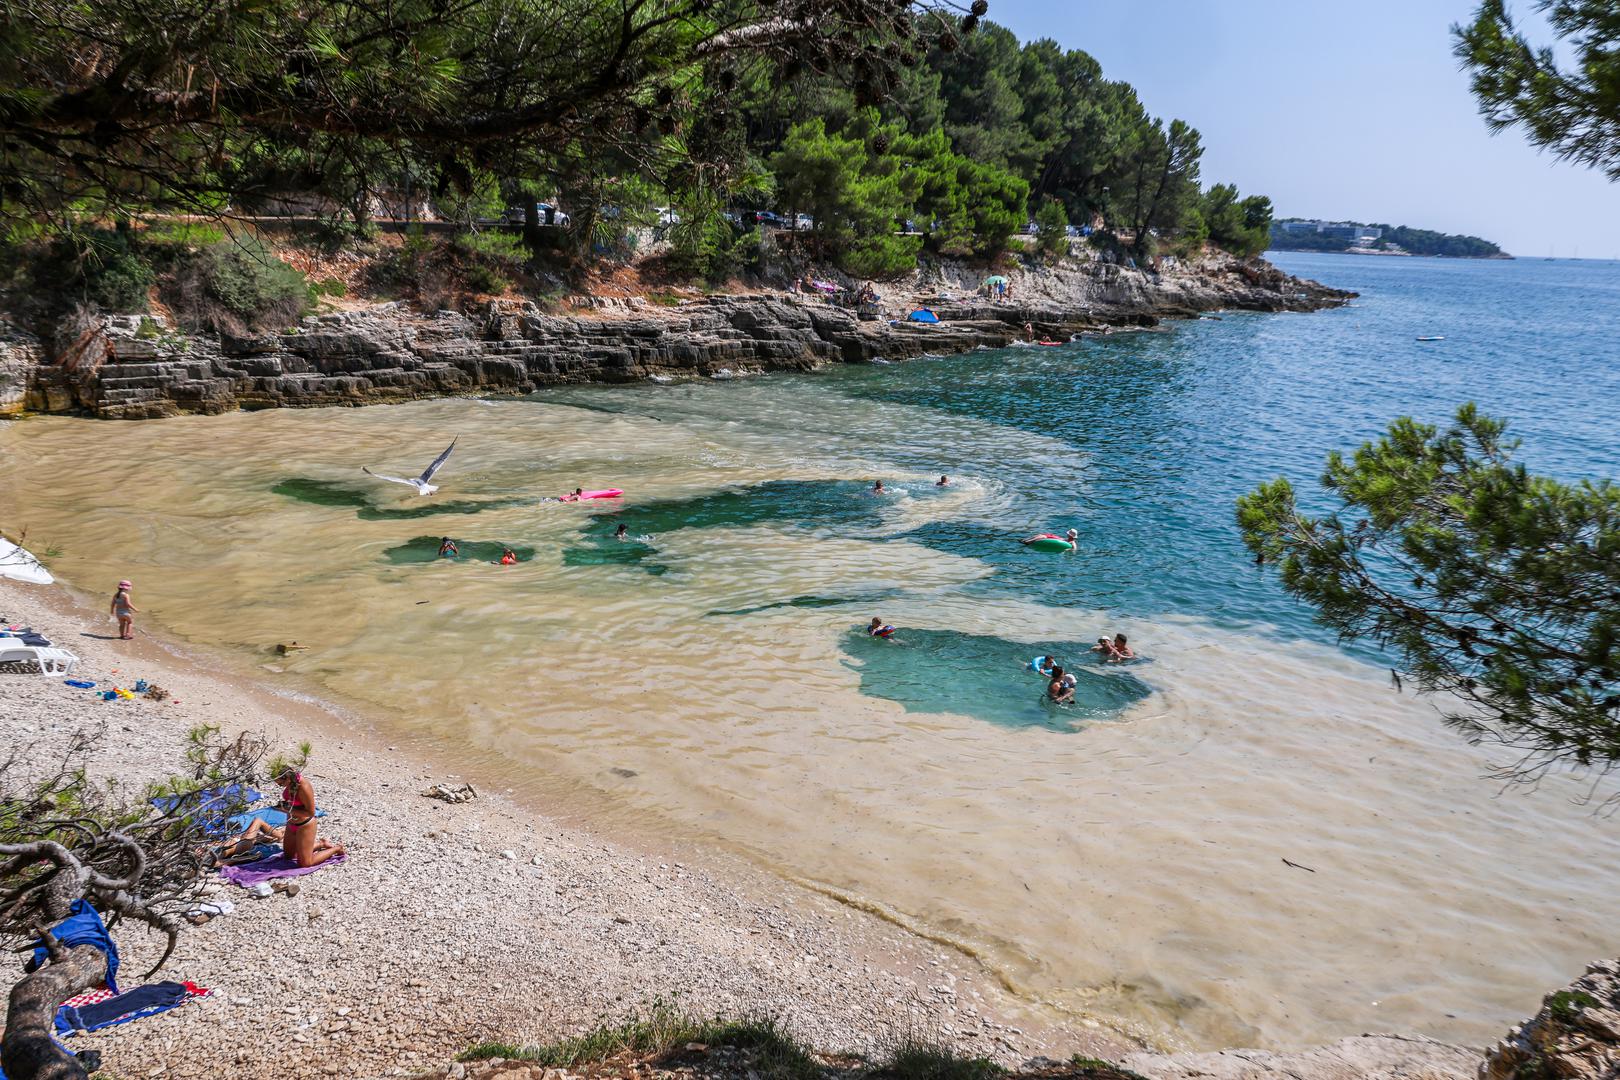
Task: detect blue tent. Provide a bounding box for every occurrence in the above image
[907,309,939,323]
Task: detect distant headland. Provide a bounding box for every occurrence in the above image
[1269,218,1510,259]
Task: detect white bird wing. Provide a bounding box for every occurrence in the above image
[418,438,457,484]
[363,467,421,488]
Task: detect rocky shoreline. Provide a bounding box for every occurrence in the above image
[0,255,1352,420]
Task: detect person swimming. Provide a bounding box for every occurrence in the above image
[1032,655,1058,677]
[1091,636,1122,662]
[499,547,517,565]
[614,524,629,541]
[1047,667,1075,704]
[872,480,885,495]
[868,617,896,639]
[1111,633,1135,660]
[936,475,949,486]
[438,537,459,558]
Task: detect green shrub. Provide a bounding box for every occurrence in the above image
[162,236,309,332]
[310,277,347,299]
[45,226,156,312]
[1547,990,1598,1024]
[882,1036,1003,1080]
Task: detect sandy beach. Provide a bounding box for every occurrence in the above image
[0,574,1123,1079]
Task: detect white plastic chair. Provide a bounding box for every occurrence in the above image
[0,643,80,676]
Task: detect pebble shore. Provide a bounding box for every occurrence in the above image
[0,577,1126,1079]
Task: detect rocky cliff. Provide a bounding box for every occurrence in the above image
[1,255,1351,420]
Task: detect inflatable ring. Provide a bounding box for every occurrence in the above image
[1026,537,1074,553]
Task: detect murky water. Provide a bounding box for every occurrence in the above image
[4,254,1616,1050]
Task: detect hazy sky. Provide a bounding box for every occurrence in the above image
[984,0,1620,257]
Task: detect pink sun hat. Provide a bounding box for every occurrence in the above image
[118,579,132,589]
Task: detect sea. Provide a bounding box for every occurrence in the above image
[4,251,1617,1050]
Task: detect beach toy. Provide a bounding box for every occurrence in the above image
[870,625,896,639]
[65,679,96,689]
[1029,656,1050,673]
[100,690,117,701]
[1038,341,1063,346]
[1025,537,1075,553]
[135,679,148,692]
[561,489,624,501]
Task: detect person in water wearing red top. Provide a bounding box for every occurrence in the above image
[275,764,345,868]
[499,547,517,565]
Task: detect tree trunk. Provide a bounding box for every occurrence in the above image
[2,945,104,1080]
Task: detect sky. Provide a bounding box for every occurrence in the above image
[983,0,1620,257]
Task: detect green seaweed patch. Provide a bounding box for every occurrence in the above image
[561,540,669,576]
[384,536,535,564]
[842,626,1151,730]
[271,478,530,519]
[586,479,891,537]
[706,594,898,617]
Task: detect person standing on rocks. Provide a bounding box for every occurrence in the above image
[110,579,138,639]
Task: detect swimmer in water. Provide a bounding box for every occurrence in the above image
[615,524,629,541]
[868,617,896,639]
[568,487,584,500]
[936,475,949,486]
[499,547,517,565]
[1034,655,1057,677]
[438,537,459,558]
[1091,636,1121,662]
[872,480,885,495]
[1047,667,1075,704]
[1111,633,1135,660]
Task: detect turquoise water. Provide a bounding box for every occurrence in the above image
[540,253,1620,713]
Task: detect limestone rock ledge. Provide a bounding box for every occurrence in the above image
[8,255,1352,420]
[1481,959,1620,1080]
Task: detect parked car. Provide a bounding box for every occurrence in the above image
[1065,224,1082,238]
[655,207,681,227]
[1024,221,1041,235]
[721,210,745,227]
[753,210,784,227]
[504,203,570,227]
[792,213,814,230]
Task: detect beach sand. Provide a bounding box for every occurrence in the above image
[0,576,1123,1079]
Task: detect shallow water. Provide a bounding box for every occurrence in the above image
[4,253,1617,1050]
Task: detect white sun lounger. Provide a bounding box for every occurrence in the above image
[0,643,80,676]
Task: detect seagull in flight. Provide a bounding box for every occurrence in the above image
[363,438,457,496]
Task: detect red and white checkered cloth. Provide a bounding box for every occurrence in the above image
[59,987,116,1010]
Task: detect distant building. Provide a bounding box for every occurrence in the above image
[1280,219,1383,244]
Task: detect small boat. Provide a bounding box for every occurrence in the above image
[1415,335,1446,342]
[0,538,54,585]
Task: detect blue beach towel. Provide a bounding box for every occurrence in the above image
[55,982,195,1036]
[33,900,119,995]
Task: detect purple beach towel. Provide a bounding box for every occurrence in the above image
[220,854,345,887]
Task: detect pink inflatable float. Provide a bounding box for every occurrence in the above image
[560,489,624,501]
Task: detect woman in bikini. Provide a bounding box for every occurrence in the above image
[275,765,345,868]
